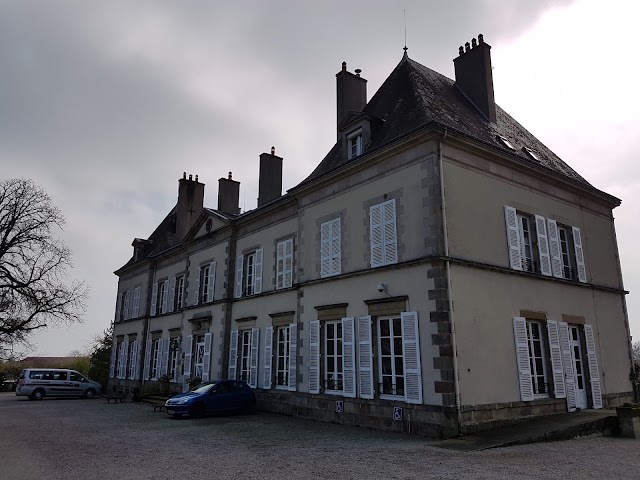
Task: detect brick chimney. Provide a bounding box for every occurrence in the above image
[218,172,240,215]
[453,34,496,123]
[257,146,283,208]
[176,173,205,240]
[336,61,367,132]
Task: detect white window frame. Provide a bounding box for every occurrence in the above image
[347,128,363,160]
[517,214,535,273]
[323,320,343,394]
[377,316,405,399]
[157,281,168,315]
[169,338,180,381]
[239,330,252,383]
[275,326,290,389]
[245,252,256,296]
[150,339,162,380]
[201,264,211,303]
[526,320,549,398]
[176,275,185,310]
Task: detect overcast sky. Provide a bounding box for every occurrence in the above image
[1,0,638,356]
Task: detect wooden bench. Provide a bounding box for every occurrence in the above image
[102,393,127,404]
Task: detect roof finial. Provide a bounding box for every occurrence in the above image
[403,9,408,57]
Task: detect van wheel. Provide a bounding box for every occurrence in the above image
[84,389,96,399]
[31,389,45,401]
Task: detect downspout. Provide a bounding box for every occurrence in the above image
[438,132,463,434]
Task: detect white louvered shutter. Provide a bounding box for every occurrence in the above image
[150,283,158,316]
[174,336,183,383]
[115,294,122,322]
[116,343,122,379]
[383,199,398,265]
[160,338,170,376]
[263,326,273,389]
[235,256,244,298]
[357,316,374,399]
[132,287,140,318]
[401,312,423,404]
[330,218,341,276]
[546,320,566,398]
[513,317,534,401]
[129,341,138,380]
[504,206,522,270]
[320,221,331,277]
[194,268,201,306]
[254,248,263,294]
[133,340,141,380]
[228,330,238,380]
[123,291,131,320]
[370,204,384,268]
[207,262,216,302]
[276,241,285,289]
[558,322,577,411]
[168,277,176,313]
[535,215,552,276]
[122,341,129,379]
[309,320,320,394]
[202,333,212,382]
[342,317,357,398]
[584,324,603,409]
[249,328,259,388]
[182,335,193,391]
[109,342,117,378]
[288,323,297,391]
[547,219,563,278]
[284,239,293,288]
[161,283,168,314]
[572,226,587,283]
[143,335,152,381]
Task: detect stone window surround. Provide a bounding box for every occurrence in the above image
[315,209,348,279]
[362,189,405,268]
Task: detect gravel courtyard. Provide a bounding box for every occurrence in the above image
[1,392,639,480]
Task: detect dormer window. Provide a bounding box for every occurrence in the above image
[347,129,363,159]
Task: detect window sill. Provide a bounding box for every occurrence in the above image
[379,394,405,402]
[323,390,344,396]
[275,385,289,391]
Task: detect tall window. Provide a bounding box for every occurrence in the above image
[276,326,290,388]
[245,252,256,296]
[517,214,535,272]
[558,227,574,279]
[324,321,343,392]
[192,335,205,379]
[276,238,294,289]
[526,321,548,396]
[239,330,252,382]
[200,265,211,303]
[157,281,167,314]
[176,275,185,310]
[169,338,179,381]
[151,339,162,380]
[370,199,398,268]
[378,317,404,397]
[127,341,136,379]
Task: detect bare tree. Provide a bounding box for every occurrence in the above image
[0,179,87,354]
[633,341,640,365]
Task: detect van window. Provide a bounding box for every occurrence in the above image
[29,371,46,380]
[52,372,68,381]
[70,372,88,383]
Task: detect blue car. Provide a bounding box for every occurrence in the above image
[165,380,256,418]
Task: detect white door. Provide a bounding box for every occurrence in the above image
[193,335,205,380]
[569,326,588,409]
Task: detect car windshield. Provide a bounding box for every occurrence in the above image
[190,383,215,394]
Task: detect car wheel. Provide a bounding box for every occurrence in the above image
[84,388,96,399]
[31,389,45,401]
[189,403,205,419]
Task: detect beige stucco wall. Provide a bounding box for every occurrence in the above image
[187,241,229,304]
[450,264,632,406]
[443,153,621,288]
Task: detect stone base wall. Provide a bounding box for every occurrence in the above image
[108,379,184,395]
[460,398,566,435]
[256,391,458,438]
[604,391,635,407]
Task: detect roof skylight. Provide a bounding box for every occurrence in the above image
[497,135,515,150]
[522,146,540,161]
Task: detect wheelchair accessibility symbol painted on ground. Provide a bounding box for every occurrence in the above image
[336,401,344,413]
[393,407,403,421]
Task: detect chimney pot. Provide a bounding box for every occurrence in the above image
[271,146,275,155]
[195,175,198,182]
[188,174,193,180]
[472,38,477,48]
[228,171,232,180]
[465,42,470,52]
[183,172,186,179]
[355,68,362,77]
[342,61,347,71]
[459,46,464,55]
[478,33,484,44]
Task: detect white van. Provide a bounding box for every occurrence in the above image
[15,368,102,400]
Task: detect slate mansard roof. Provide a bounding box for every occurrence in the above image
[303,54,593,189]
